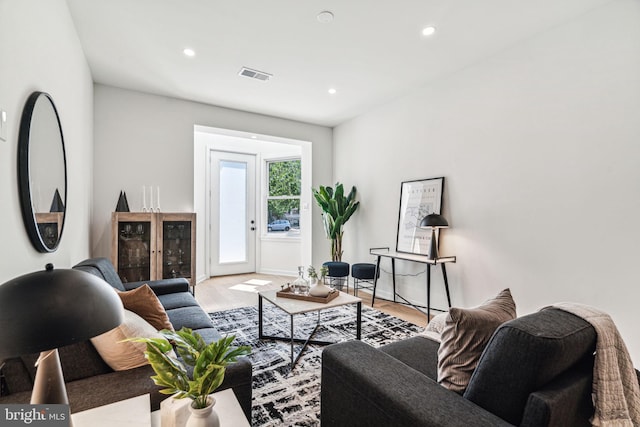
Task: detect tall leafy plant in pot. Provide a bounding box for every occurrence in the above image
[312,183,359,262]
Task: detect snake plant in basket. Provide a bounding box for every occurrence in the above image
[131,327,251,409]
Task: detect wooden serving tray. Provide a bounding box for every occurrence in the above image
[276,286,339,304]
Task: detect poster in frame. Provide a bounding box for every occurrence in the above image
[395,177,445,255]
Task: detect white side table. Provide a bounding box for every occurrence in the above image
[71,389,249,427]
[72,394,151,427]
[151,389,250,427]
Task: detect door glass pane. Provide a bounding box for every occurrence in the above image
[219,160,247,263]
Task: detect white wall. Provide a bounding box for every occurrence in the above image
[92,85,332,272]
[334,1,640,362]
[0,0,94,282]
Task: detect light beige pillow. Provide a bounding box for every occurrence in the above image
[419,312,447,343]
[91,309,168,371]
[437,288,516,393]
[117,284,174,331]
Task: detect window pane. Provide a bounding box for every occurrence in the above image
[267,199,300,232]
[267,159,301,235]
[268,160,300,196]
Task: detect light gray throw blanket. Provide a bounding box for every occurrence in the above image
[552,303,640,427]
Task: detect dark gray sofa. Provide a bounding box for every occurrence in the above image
[0,257,252,419]
[321,307,636,427]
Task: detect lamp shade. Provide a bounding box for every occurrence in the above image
[419,213,449,228]
[0,264,124,359]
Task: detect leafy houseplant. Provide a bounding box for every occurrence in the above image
[312,183,360,262]
[131,327,251,409]
[307,265,332,297]
[307,265,328,283]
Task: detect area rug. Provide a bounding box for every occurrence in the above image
[209,304,424,426]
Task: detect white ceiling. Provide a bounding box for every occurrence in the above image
[66,0,611,127]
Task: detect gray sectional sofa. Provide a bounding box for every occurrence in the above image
[0,258,252,419]
[321,307,639,427]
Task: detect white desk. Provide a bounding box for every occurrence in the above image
[71,389,249,427]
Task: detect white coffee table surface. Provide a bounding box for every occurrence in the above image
[259,289,361,314]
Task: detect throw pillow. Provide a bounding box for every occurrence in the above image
[437,288,517,393]
[419,312,447,343]
[117,284,174,331]
[91,309,172,371]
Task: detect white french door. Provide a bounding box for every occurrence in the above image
[209,151,256,276]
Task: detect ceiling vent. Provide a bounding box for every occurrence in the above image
[238,67,272,81]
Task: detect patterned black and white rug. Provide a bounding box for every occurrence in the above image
[209,304,424,426]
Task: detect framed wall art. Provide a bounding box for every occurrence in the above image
[395,177,444,255]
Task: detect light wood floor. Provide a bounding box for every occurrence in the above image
[194,273,429,328]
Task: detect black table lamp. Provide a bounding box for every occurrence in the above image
[419,213,449,260]
[0,264,123,405]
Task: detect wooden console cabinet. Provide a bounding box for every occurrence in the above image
[111,212,196,293]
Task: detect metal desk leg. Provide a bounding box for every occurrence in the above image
[441,263,452,308]
[372,255,382,306]
[426,265,431,321]
[356,301,362,340]
[391,258,397,303]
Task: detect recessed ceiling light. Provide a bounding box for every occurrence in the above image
[422,26,436,37]
[183,48,195,57]
[328,88,337,95]
[251,135,257,139]
[317,11,334,23]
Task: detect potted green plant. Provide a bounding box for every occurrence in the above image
[131,327,250,425]
[308,265,328,283]
[308,265,332,297]
[307,265,318,283]
[312,183,360,262]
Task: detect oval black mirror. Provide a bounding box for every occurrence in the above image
[18,92,67,253]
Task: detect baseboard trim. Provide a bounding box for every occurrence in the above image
[258,268,296,277]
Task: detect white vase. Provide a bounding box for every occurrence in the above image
[310,279,332,297]
[185,396,220,427]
